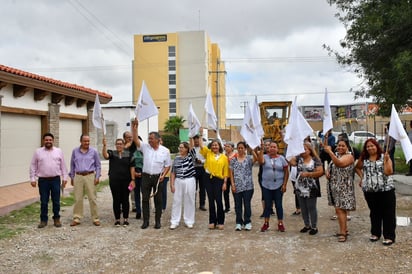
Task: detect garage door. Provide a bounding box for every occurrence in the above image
[0,113,41,187]
[59,118,83,172]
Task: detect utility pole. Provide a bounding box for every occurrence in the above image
[209,58,226,129]
[240,101,248,114]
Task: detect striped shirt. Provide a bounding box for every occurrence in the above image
[171,149,196,179]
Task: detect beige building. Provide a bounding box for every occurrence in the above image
[133,30,226,130]
[0,64,111,188]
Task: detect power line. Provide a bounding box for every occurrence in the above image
[67,0,131,56]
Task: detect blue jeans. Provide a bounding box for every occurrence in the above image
[38,177,61,222]
[133,177,142,214]
[262,186,283,219]
[233,189,254,225]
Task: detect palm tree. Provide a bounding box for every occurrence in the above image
[164,116,186,135]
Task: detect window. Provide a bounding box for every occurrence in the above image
[168,60,176,71]
[169,102,176,114]
[169,88,176,99]
[168,46,176,57]
[169,74,176,85]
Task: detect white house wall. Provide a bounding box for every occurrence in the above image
[0,113,41,187]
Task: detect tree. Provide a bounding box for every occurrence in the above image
[325,0,412,116]
[164,116,186,135]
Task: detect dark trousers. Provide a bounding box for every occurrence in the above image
[364,189,396,241]
[262,186,283,219]
[223,178,231,210]
[38,177,61,222]
[162,177,169,210]
[133,177,142,214]
[195,166,206,207]
[298,196,318,228]
[291,181,300,210]
[142,173,163,223]
[233,189,254,225]
[204,174,225,225]
[109,178,130,219]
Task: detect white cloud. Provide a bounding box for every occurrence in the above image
[0,0,366,115]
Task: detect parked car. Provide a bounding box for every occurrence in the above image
[348,131,384,146]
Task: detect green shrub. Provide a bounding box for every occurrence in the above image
[161,134,180,153]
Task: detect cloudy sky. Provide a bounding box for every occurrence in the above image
[0,0,367,115]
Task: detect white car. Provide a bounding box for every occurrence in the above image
[348,131,383,146]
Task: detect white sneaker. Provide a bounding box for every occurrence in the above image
[169,224,178,230]
[244,223,252,231]
[186,224,193,229]
[235,224,242,231]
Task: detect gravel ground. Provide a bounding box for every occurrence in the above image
[0,167,411,274]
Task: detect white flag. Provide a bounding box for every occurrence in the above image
[92,93,106,135]
[135,81,159,122]
[323,88,333,134]
[388,104,412,162]
[188,103,201,138]
[284,97,313,159]
[204,90,217,131]
[251,96,264,138]
[240,104,261,149]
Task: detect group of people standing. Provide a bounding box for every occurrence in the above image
[30,125,397,246]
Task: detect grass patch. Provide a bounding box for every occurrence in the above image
[0,179,109,240]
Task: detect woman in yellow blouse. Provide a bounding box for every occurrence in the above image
[199,138,229,230]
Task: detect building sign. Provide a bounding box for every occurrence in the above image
[143,34,167,42]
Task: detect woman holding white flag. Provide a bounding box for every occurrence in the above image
[355,138,396,246]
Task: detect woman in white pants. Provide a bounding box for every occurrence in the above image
[170,142,197,229]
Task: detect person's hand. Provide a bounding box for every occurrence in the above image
[102,138,106,146]
[231,184,236,193]
[384,151,390,161]
[70,178,74,186]
[324,145,332,154]
[170,184,175,193]
[281,184,287,193]
[30,181,36,188]
[94,178,99,185]
[132,118,139,129]
[62,180,67,189]
[222,182,227,191]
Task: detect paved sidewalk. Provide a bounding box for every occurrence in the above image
[0,161,109,216]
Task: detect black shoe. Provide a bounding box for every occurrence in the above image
[309,228,318,235]
[123,220,129,227]
[154,222,161,229]
[141,221,149,229]
[114,221,121,227]
[132,208,137,212]
[406,173,412,176]
[136,212,141,219]
[199,206,207,211]
[300,226,311,233]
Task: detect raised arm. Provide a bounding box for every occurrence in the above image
[102,138,109,160]
[132,118,141,148]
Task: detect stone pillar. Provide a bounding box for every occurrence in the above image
[48,103,60,146]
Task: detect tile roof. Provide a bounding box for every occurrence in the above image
[0,64,112,99]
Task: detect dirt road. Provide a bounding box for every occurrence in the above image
[0,167,411,273]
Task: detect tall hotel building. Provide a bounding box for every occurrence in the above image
[133,30,226,130]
